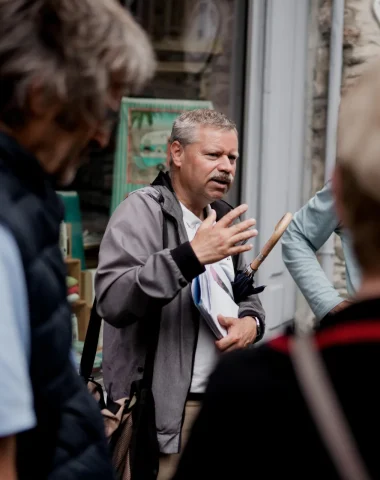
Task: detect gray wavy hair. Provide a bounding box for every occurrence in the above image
[169,109,237,146]
[168,109,237,167]
[0,0,156,129]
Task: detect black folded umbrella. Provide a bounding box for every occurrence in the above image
[232,212,293,303]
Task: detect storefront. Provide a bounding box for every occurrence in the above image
[62,0,311,342]
[68,0,247,242]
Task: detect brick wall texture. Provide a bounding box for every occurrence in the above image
[310,0,380,296]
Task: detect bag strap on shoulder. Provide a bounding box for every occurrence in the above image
[80,296,103,382]
[80,187,168,388]
[290,333,372,480]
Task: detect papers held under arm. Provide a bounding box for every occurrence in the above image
[191,265,239,340]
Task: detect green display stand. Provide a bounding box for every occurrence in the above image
[111,97,213,214]
[57,191,86,269]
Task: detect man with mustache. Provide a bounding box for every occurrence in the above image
[95,108,265,479]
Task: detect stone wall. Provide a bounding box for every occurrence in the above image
[308,0,380,297]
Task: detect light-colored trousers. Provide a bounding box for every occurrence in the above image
[157,400,201,480]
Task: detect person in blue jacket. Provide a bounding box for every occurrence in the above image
[281,180,361,321]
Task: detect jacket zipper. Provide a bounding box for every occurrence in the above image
[161,199,201,452]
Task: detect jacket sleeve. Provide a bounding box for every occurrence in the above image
[281,181,344,320]
[95,191,204,327]
[234,252,266,341]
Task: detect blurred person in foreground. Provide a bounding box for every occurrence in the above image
[95,109,265,479]
[0,1,154,478]
[173,61,380,479]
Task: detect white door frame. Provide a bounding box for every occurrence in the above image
[241,0,310,336]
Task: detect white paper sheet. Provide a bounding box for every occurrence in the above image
[191,264,239,340]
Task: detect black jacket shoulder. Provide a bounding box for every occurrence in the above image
[211,199,235,221]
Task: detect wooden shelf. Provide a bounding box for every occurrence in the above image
[65,257,81,297]
[65,257,92,341]
[71,300,90,341]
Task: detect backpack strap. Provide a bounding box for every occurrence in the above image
[80,296,103,381]
[80,187,168,384]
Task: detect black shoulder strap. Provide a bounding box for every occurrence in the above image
[80,189,168,387]
[80,296,102,381]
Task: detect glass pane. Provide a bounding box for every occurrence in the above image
[70,0,246,253]
[134,0,243,114]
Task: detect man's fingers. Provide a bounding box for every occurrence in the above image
[230,228,258,246]
[230,218,256,235]
[228,243,254,256]
[217,204,248,227]
[223,343,241,353]
[217,315,235,328]
[215,335,238,352]
[216,316,239,351]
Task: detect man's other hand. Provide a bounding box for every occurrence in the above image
[215,315,257,352]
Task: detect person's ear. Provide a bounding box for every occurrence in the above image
[170,140,184,168]
[26,81,60,120]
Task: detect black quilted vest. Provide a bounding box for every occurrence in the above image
[0,132,114,479]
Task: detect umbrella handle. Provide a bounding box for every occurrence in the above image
[250,212,293,272]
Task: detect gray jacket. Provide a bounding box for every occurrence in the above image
[95,172,265,454]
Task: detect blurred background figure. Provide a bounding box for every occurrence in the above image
[282,179,361,322]
[0,0,154,478]
[173,59,380,480]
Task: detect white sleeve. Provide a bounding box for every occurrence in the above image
[0,224,36,437]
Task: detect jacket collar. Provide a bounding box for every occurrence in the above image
[151,171,234,221]
[151,170,174,191]
[0,131,64,217]
[0,131,57,194]
[151,171,184,224]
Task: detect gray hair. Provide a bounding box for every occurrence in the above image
[169,109,237,146]
[0,0,156,129]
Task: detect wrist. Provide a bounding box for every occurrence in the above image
[190,240,207,266]
[241,316,262,344]
[329,299,353,315]
[239,311,265,343]
[171,242,205,281]
[247,316,263,343]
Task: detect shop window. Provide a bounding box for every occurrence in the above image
[67,0,247,266]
